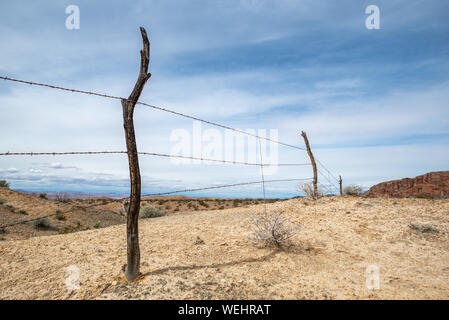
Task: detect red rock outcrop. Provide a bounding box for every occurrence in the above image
[365,171,449,198]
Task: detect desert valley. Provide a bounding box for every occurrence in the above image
[1,172,448,300]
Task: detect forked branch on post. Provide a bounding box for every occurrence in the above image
[122,26,151,282]
[300,131,318,199]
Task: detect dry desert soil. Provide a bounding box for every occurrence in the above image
[0,191,448,300]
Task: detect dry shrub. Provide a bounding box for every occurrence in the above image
[139,205,166,219]
[343,184,364,196]
[297,182,322,199]
[0,180,10,188]
[55,192,70,203]
[32,217,51,229]
[251,210,298,247]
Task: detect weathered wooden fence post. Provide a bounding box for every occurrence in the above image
[122,26,151,282]
[339,175,343,196]
[301,131,318,198]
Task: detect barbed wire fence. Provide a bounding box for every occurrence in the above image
[0,75,342,229]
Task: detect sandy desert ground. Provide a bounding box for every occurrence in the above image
[1,195,448,300]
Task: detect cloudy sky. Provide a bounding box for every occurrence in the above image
[0,0,448,198]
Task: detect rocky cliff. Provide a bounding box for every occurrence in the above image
[365,171,449,198]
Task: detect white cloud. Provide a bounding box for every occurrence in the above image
[0,167,19,173]
[0,0,448,196]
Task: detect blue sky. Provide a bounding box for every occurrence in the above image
[0,0,448,198]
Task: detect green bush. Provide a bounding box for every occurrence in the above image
[0,198,6,205]
[93,223,100,228]
[39,193,47,199]
[198,200,209,208]
[55,213,66,221]
[0,180,10,188]
[32,217,51,229]
[343,184,364,196]
[139,205,166,219]
[18,209,27,215]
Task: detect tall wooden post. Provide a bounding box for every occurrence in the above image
[301,131,318,198]
[339,175,343,196]
[122,27,151,282]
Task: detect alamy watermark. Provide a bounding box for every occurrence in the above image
[169,121,279,175]
[65,5,80,30]
[365,5,380,30]
[365,264,380,290]
[65,264,81,290]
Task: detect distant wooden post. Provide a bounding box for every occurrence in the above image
[339,175,343,196]
[122,27,151,282]
[301,131,318,198]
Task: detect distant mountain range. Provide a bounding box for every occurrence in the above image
[14,189,307,200]
[15,190,128,199]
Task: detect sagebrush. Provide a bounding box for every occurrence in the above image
[297,182,322,199]
[0,180,10,188]
[139,205,166,219]
[55,192,70,203]
[343,184,364,196]
[55,213,66,221]
[32,217,51,229]
[251,211,298,247]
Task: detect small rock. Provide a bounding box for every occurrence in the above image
[95,248,104,253]
[409,223,439,234]
[194,236,205,245]
[159,279,167,286]
[314,240,327,247]
[112,281,117,286]
[60,245,66,250]
[355,201,372,207]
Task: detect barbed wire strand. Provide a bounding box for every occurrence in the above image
[317,167,340,192]
[0,76,306,151]
[315,157,340,184]
[318,182,336,196]
[258,137,267,214]
[0,178,311,229]
[137,177,313,199]
[0,151,311,167]
[319,172,340,193]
